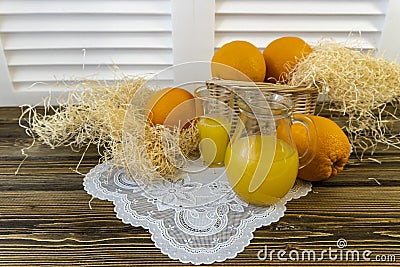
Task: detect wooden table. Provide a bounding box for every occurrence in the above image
[1,106,399,266]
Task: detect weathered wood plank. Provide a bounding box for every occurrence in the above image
[1,106,400,266]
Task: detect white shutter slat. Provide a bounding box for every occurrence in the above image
[13,79,174,93]
[0,14,171,32]
[216,14,383,32]
[215,0,389,50]
[216,0,386,15]
[3,32,172,50]
[215,32,380,50]
[10,65,173,83]
[0,0,171,15]
[0,0,173,105]
[6,49,172,66]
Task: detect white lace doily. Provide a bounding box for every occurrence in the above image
[83,161,311,265]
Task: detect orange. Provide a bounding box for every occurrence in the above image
[145,87,195,128]
[212,40,266,82]
[291,114,351,182]
[263,36,312,83]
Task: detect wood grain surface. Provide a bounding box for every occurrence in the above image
[0,106,399,266]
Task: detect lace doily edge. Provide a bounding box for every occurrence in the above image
[147,181,311,265]
[83,163,312,265]
[152,208,286,265]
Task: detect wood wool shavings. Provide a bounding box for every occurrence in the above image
[289,40,400,159]
[123,108,199,184]
[18,76,200,182]
[19,76,147,173]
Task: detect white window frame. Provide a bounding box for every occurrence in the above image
[379,0,400,61]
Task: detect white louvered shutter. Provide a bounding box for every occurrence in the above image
[1,0,399,106]
[215,0,399,55]
[0,0,173,106]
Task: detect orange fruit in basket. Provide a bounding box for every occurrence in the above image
[263,36,312,83]
[212,40,266,82]
[145,87,195,128]
[291,114,351,182]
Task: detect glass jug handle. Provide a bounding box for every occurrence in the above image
[292,115,317,169]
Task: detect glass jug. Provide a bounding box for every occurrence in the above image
[224,91,317,206]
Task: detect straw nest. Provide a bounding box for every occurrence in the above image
[289,40,400,158]
[18,75,199,182]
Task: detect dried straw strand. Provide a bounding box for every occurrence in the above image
[18,75,200,182]
[289,40,400,158]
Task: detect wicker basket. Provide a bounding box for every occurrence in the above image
[206,79,319,115]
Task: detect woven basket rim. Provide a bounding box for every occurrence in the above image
[206,79,319,94]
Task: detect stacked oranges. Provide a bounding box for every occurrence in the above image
[211,36,312,83]
[146,36,313,130]
[211,37,351,183]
